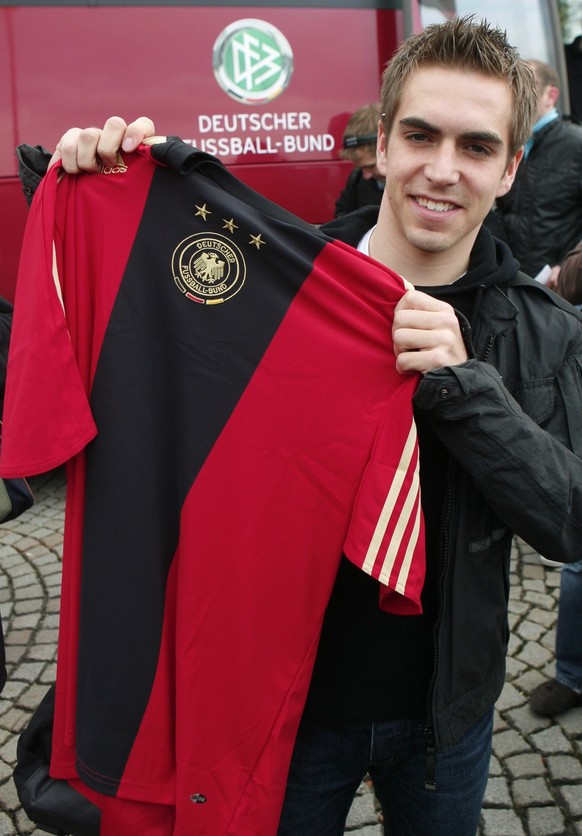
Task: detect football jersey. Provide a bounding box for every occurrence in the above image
[1,139,424,835]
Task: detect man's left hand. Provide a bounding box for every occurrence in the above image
[393,289,468,374]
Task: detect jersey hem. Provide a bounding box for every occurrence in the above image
[0,429,96,478]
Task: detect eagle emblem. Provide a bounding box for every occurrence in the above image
[193,252,226,284]
[172,233,246,305]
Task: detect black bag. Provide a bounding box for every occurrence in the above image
[0,422,34,524]
[0,431,34,693]
[13,685,101,836]
[0,473,34,523]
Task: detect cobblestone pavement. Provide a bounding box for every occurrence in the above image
[0,469,581,835]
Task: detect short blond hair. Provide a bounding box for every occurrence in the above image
[528,59,560,93]
[340,103,381,162]
[380,15,537,159]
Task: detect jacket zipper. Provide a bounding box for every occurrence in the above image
[482,334,495,363]
[423,459,456,790]
[422,319,498,788]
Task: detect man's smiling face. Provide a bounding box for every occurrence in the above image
[377,65,521,261]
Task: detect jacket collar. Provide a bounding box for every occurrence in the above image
[471,285,520,358]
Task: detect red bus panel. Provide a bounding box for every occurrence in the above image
[0,3,402,300]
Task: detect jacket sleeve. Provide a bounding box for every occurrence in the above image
[0,296,13,417]
[16,145,52,206]
[413,358,582,563]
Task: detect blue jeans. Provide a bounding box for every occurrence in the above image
[277,709,493,836]
[556,560,582,693]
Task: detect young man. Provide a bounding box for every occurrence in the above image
[334,102,385,218]
[23,16,582,836]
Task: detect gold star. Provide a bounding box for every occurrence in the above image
[223,218,238,234]
[249,233,265,250]
[195,204,211,221]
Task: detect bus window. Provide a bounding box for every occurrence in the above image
[412,0,569,110]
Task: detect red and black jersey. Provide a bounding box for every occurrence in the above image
[1,139,424,835]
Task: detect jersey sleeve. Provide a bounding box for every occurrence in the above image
[0,167,97,477]
[343,374,425,615]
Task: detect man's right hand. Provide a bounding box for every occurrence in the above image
[49,116,156,173]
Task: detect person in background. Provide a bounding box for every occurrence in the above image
[334,103,385,217]
[23,17,582,835]
[529,559,582,716]
[547,238,582,305]
[529,238,582,718]
[485,59,582,283]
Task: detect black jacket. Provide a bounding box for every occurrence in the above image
[320,207,582,754]
[489,116,582,276]
[0,296,12,417]
[0,295,12,694]
[334,168,384,218]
